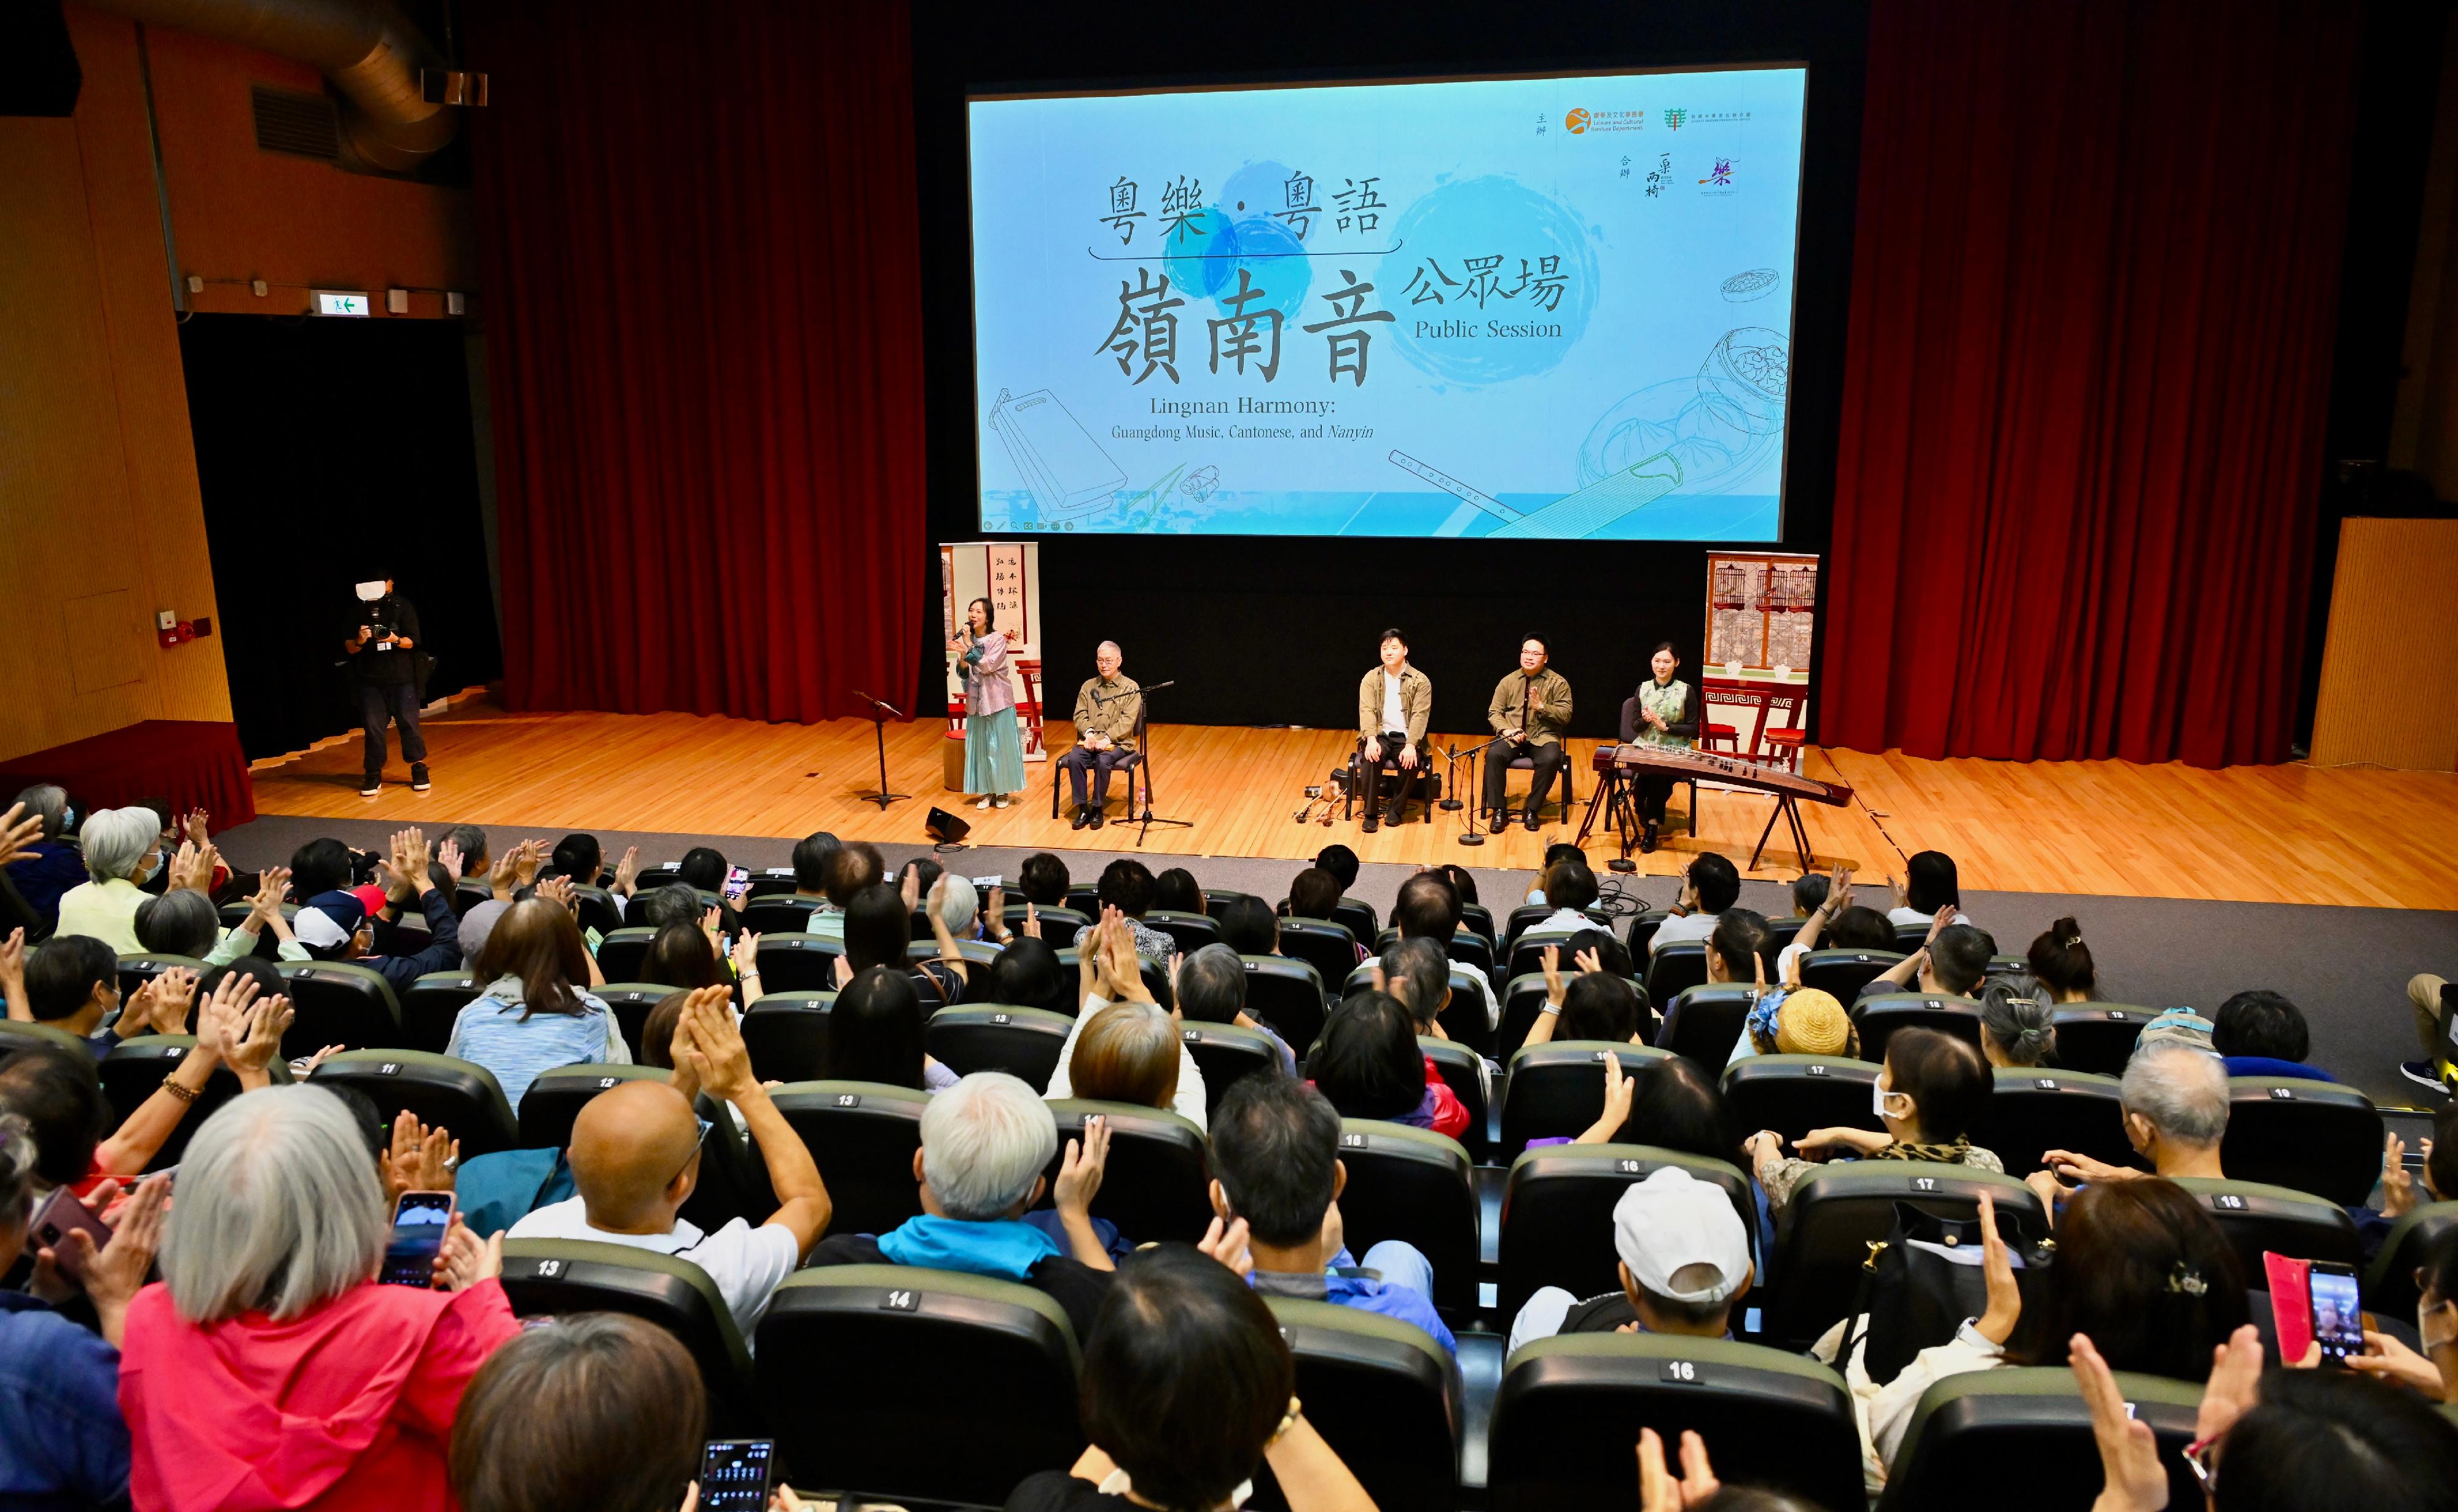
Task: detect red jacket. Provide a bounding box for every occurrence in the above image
[119,1278,520,1511]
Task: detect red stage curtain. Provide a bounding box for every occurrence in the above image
[466,1,926,723]
[1820,0,2360,767]
[0,722,256,826]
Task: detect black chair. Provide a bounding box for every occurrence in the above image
[746,869,800,900]
[1040,1099,1211,1243]
[1971,1068,2135,1177]
[1003,903,1090,937]
[500,1239,761,1433]
[1498,1042,1673,1158]
[740,993,834,1083]
[308,1049,520,1158]
[1855,993,1984,1063]
[2046,1005,2154,1075]
[2367,1201,2458,1321]
[1419,1036,1488,1161]
[0,1019,90,1067]
[2219,1076,2384,1206]
[116,952,207,1001]
[770,1081,930,1237]
[752,934,842,993]
[1331,1119,1479,1314]
[516,1062,671,1150]
[754,1266,1081,1504]
[1502,903,1613,955]
[1489,745,1576,823]
[1764,916,1804,954]
[1180,1022,1284,1116]
[927,1005,1074,1087]
[95,1035,262,1170]
[1145,909,1222,955]
[570,885,625,938]
[1657,985,1759,1064]
[2170,1176,2363,1283]
[1879,1367,2204,1512]
[1893,923,1933,954]
[1329,897,1377,944]
[1506,931,1629,987]
[399,970,480,1054]
[1490,1334,1864,1512]
[1495,973,1552,1059]
[1497,1144,1757,1318]
[1766,1161,2048,1348]
[1202,889,1260,920]
[592,926,658,982]
[1722,1054,1882,1146]
[593,982,675,1058]
[452,880,494,917]
[1278,919,1362,992]
[1064,883,1101,912]
[682,1091,774,1236]
[1624,909,1670,958]
[1797,948,1904,1003]
[1641,941,1711,1006]
[275,960,404,1056]
[1460,903,1498,949]
[741,895,823,936]
[1239,955,1328,1052]
[1256,1296,1460,1512]
[1375,928,1496,982]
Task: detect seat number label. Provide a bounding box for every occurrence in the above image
[2213,1194,2248,1210]
[1913,1177,1938,1191]
[991,1013,1010,1024]
[1616,1159,1643,1174]
[835,1094,860,1107]
[883,1290,917,1310]
[535,1259,563,1278]
[2034,1079,2059,1090]
[2268,1087,2295,1100]
[1806,1064,1828,1076]
[379,1063,400,1075]
[1660,1360,1700,1383]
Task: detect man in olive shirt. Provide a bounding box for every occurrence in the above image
[1481,635,1574,833]
[1354,627,1433,833]
[1059,640,1140,830]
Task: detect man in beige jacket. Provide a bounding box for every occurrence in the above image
[1355,628,1433,832]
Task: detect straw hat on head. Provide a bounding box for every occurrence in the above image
[1773,988,1851,1057]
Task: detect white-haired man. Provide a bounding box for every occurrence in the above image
[1059,641,1141,830]
[2030,1041,2229,1204]
[804,1071,1118,1338]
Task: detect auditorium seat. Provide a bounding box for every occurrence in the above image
[2367,1201,2458,1321]
[741,993,834,1083]
[1201,889,1258,921]
[1459,903,1498,950]
[2219,1076,2384,1206]
[753,1266,1081,1506]
[399,970,480,1054]
[570,885,625,939]
[1497,1143,1757,1318]
[1495,973,1550,1059]
[1003,902,1090,938]
[115,951,206,1001]
[1278,918,1362,994]
[1257,1296,1459,1512]
[1498,1041,1674,1158]
[1971,1068,2136,1177]
[593,982,675,1057]
[1330,896,1378,944]
[1330,1119,1478,1313]
[741,894,822,936]
[927,1005,1073,1087]
[1342,960,1497,1025]
[1767,1162,2048,1348]
[592,926,658,982]
[454,880,495,916]
[1764,915,1804,954]
[1657,984,1759,1064]
[276,960,404,1056]
[752,934,842,993]
[1507,933,1625,987]
[680,1092,771,1236]
[308,1049,520,1158]
[2169,1176,2362,1281]
[1040,1099,1211,1243]
[769,1080,929,1236]
[1238,955,1328,1052]
[1855,993,1984,1062]
[516,1062,670,1151]
[1490,1334,1863,1512]
[1722,1054,1883,1147]
[0,1019,90,1067]
[1419,1036,1488,1161]
[1053,947,1169,1006]
[96,1035,267,1170]
[1893,923,1933,954]
[1179,1022,1282,1115]
[500,1239,761,1434]
[1146,909,1223,955]
[1501,903,1608,955]
[745,869,799,900]
[2044,1005,2154,1075]
[1065,883,1101,912]
[905,936,1000,971]
[1878,1366,2204,1512]
[1641,940,1710,1006]
[1797,947,1904,1003]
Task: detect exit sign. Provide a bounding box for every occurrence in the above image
[313,290,371,317]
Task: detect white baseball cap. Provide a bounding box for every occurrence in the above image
[294,906,355,950]
[1611,1165,1751,1304]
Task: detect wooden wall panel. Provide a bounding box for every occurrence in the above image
[2308,517,2458,770]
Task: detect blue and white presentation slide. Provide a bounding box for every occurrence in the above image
[968,68,1807,541]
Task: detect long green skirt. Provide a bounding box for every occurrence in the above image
[962,706,1026,795]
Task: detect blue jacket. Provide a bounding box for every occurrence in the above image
[0,1291,128,1509]
[2221,1056,2338,1083]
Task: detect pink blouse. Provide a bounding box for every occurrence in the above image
[962,630,1017,717]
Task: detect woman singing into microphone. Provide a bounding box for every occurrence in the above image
[952,597,1024,810]
[1622,641,1702,853]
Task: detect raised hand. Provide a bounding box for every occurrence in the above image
[2069,1333,2167,1512]
[1576,1056,1636,1144]
[1926,902,1960,942]
[431,1215,503,1292]
[2384,1133,2419,1218]
[380,1108,460,1199]
[731,930,760,977]
[1636,1427,1721,1512]
[1574,946,1604,976]
[1023,901,1042,939]
[611,845,642,896]
[1054,1114,1110,1216]
[0,927,25,1019]
[435,837,465,882]
[184,809,211,847]
[226,995,295,1078]
[512,839,544,888]
[676,985,753,1101]
[141,966,198,1036]
[1974,1189,2021,1344]
[0,803,45,869]
[2196,1325,2266,1447]
[1198,1215,1254,1279]
[248,866,292,923]
[487,845,521,900]
[900,865,922,911]
[1541,943,1566,1007]
[195,968,264,1058]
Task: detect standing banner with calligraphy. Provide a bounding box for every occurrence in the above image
[940,542,1048,761]
[1700,552,1818,774]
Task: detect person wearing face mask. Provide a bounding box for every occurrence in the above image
[51,806,172,952]
[345,574,429,798]
[1743,1026,2001,1218]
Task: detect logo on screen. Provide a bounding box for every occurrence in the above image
[1666,108,1688,130]
[1564,108,1589,133]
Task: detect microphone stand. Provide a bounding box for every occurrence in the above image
[1115,681,1192,848]
[1453,732,1514,848]
[849,690,909,810]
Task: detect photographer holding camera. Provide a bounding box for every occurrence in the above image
[346,576,431,797]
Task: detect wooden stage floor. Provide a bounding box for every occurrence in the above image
[249,700,2458,910]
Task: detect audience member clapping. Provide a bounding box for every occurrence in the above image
[1071,860,1174,961]
[1747,1027,2000,1216]
[447,897,626,1108]
[119,1084,515,1508]
[1508,1164,1752,1353]
[1889,850,1966,928]
[55,805,186,952]
[4,785,87,928]
[295,827,466,991]
[1307,990,1470,1142]
[1048,911,1206,1127]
